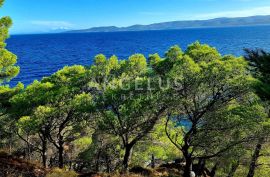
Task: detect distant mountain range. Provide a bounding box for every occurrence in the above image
[66,15,270,33]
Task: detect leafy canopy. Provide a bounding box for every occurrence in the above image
[0,0,19,84]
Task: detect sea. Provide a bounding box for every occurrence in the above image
[6,25,270,86]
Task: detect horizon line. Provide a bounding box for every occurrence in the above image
[10,14,270,35]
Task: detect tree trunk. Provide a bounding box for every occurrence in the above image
[26,136,31,161]
[95,150,101,172]
[58,136,65,169]
[151,154,155,168]
[247,138,264,177]
[196,158,206,177]
[105,155,111,173]
[58,145,64,168]
[41,139,47,168]
[9,135,13,154]
[182,141,193,177]
[227,160,239,177]
[122,144,133,172]
[183,155,193,177]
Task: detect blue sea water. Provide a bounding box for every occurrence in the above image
[6,25,270,86]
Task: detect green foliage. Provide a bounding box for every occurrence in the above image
[74,137,92,150]
[132,119,180,166]
[10,81,55,116]
[148,53,161,67]
[160,42,267,176]
[43,65,86,86]
[254,143,270,177]
[126,54,147,75]
[165,45,183,61]
[0,0,19,84]
[91,54,121,83]
[0,0,4,7]
[0,0,21,146]
[108,55,120,71]
[17,116,38,135]
[2,42,269,176]
[0,16,12,48]
[0,82,23,108]
[243,49,270,177]
[10,66,94,168]
[245,49,270,100]
[0,49,19,83]
[71,92,94,112]
[185,41,221,62]
[94,54,107,65]
[153,45,183,75]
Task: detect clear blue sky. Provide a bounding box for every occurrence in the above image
[1,0,270,34]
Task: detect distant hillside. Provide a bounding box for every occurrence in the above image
[66,15,270,33]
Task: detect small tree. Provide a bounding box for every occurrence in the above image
[16,106,55,167]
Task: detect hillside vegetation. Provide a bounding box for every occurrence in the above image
[1,0,270,177]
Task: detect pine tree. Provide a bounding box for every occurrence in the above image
[0,0,19,85]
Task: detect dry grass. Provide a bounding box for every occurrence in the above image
[0,150,184,177]
[46,168,78,177]
[0,150,46,177]
[78,167,183,177]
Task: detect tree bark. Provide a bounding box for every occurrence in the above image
[122,144,133,172]
[39,131,48,168]
[196,158,206,176]
[184,158,193,177]
[26,136,32,161]
[151,154,155,168]
[58,145,64,168]
[41,139,47,168]
[247,138,264,177]
[105,155,111,173]
[27,143,31,161]
[95,150,101,172]
[57,134,65,168]
[182,127,194,177]
[183,148,193,177]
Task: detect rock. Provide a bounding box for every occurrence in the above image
[190,171,196,177]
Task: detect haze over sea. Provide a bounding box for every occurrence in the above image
[6,25,270,86]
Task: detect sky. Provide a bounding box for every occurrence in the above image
[1,0,270,34]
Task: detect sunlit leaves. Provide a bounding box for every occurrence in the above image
[186,41,220,62]
[0,2,18,84]
[149,53,161,67]
[165,45,183,61]
[126,54,147,75]
[42,65,86,86]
